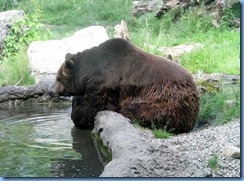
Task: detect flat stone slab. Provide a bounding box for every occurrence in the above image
[93,111,210,177]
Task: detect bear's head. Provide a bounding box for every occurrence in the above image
[52,53,82,96]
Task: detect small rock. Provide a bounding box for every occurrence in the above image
[222,146,240,159]
[225,100,236,108]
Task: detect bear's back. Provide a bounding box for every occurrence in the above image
[98,38,192,85]
[75,38,194,89]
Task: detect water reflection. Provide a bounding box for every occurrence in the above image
[0,104,106,177]
[50,128,107,177]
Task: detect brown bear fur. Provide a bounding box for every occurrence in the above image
[53,38,200,134]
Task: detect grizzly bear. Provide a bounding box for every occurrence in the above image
[53,38,199,134]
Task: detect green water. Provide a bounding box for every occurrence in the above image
[0,104,106,177]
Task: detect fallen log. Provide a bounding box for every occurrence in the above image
[93,111,210,177]
[0,83,70,104]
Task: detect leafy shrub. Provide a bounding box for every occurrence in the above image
[220,2,240,29]
[0,2,49,86]
[1,15,42,61]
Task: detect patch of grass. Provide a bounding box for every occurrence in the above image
[2,1,239,79]
[132,119,175,139]
[0,47,35,86]
[180,29,240,74]
[129,7,215,47]
[129,8,240,74]
[152,129,175,139]
[16,0,132,39]
[198,85,240,126]
[207,154,219,171]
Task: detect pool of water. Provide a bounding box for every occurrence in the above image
[0,104,107,177]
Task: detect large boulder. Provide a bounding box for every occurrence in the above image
[27,26,109,84]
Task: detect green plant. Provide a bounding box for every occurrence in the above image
[207,154,219,170]
[91,132,112,162]
[0,47,35,86]
[220,3,240,29]
[152,129,175,139]
[0,1,50,86]
[216,86,240,124]
[0,0,15,11]
[149,119,175,139]
[198,84,240,126]
[1,16,42,61]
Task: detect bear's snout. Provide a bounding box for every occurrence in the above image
[49,82,70,97]
[48,82,59,97]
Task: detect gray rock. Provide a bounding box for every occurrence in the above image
[93,111,210,177]
[132,1,161,17]
[0,10,25,41]
[223,146,240,159]
[27,26,109,84]
[158,43,204,58]
[143,42,203,61]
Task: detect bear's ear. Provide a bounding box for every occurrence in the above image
[62,59,75,76]
[65,53,73,60]
[64,59,75,70]
[64,53,76,69]
[62,53,76,76]
[65,53,76,61]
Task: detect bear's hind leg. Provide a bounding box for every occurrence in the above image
[119,103,168,128]
[119,102,190,134]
